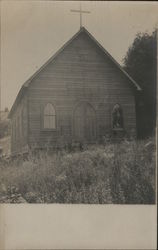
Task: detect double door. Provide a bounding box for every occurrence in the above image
[74,103,96,142]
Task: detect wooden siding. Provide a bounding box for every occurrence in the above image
[27,31,136,147]
[11,93,28,154]
[2,34,129,152]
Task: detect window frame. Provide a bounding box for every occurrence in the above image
[42,103,57,131]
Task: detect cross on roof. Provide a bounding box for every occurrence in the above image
[70,3,90,28]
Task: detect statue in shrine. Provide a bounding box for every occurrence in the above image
[112,104,123,129]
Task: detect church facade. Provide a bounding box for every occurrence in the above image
[9,27,141,155]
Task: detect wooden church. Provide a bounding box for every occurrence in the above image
[9,26,141,155]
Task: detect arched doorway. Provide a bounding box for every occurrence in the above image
[74,103,96,142]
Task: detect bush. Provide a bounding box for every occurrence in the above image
[0,138,156,204]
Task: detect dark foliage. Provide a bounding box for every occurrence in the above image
[123,31,157,138]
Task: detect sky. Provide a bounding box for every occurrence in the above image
[1,1,158,110]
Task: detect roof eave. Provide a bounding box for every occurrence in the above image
[9,26,142,119]
[8,86,27,118]
[8,28,84,119]
[82,27,142,91]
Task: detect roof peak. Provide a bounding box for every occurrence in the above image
[8,26,141,118]
[80,26,86,30]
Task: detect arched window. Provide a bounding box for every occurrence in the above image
[112,104,123,129]
[44,103,56,129]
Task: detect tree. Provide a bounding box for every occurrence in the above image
[123,31,157,138]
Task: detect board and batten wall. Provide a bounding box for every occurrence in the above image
[26,31,136,148]
[11,93,28,154]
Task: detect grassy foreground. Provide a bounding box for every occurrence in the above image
[0,138,156,204]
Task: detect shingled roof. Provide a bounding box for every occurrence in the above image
[8,26,141,118]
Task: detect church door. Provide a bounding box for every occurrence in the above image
[74,103,96,142]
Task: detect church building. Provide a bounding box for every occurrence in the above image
[8,27,141,155]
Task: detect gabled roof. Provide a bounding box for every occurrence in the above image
[8,26,141,118]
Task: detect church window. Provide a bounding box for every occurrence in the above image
[112,104,123,129]
[44,103,56,129]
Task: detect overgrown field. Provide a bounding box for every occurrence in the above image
[0,138,156,204]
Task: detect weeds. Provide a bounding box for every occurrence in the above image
[0,138,156,204]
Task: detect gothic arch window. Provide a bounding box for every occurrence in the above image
[44,103,56,129]
[112,104,124,129]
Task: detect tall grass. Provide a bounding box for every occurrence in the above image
[0,138,156,204]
